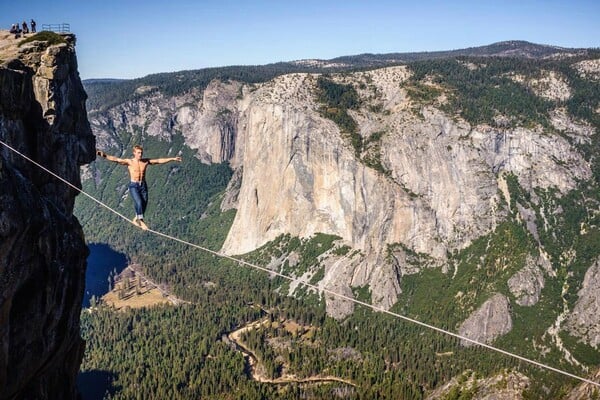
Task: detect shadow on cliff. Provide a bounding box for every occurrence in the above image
[84,243,129,307]
[77,370,120,400]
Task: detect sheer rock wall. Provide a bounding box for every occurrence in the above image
[0,33,95,400]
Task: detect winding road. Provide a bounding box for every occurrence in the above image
[227,317,356,387]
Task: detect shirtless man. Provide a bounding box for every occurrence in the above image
[96,145,182,230]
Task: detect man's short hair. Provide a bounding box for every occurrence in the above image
[133,145,143,152]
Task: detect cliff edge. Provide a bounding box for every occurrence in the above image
[0,31,95,399]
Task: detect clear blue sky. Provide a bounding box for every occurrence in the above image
[3,0,599,80]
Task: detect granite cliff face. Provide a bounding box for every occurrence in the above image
[566,258,600,348]
[458,293,513,347]
[0,32,95,399]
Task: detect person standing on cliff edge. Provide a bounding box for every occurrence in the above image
[96,145,182,230]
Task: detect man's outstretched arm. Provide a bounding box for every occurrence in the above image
[96,150,129,165]
[148,156,182,165]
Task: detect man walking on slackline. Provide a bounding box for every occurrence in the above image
[96,145,182,230]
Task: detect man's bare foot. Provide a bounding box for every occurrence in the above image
[132,216,140,227]
[138,219,149,230]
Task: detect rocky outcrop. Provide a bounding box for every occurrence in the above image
[549,108,595,145]
[573,59,600,80]
[426,370,530,400]
[458,294,512,347]
[563,368,600,400]
[0,32,95,399]
[317,252,364,318]
[510,70,572,101]
[507,256,545,306]
[565,258,600,348]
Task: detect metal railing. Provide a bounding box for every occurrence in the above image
[41,23,70,33]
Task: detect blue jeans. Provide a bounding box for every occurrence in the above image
[128,181,148,218]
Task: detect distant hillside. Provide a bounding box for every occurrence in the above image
[83,78,127,84]
[328,40,590,65]
[83,40,596,113]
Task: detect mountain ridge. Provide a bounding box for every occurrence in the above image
[85,40,593,83]
[324,40,591,65]
[82,40,597,113]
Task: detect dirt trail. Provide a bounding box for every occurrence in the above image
[227,317,356,386]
